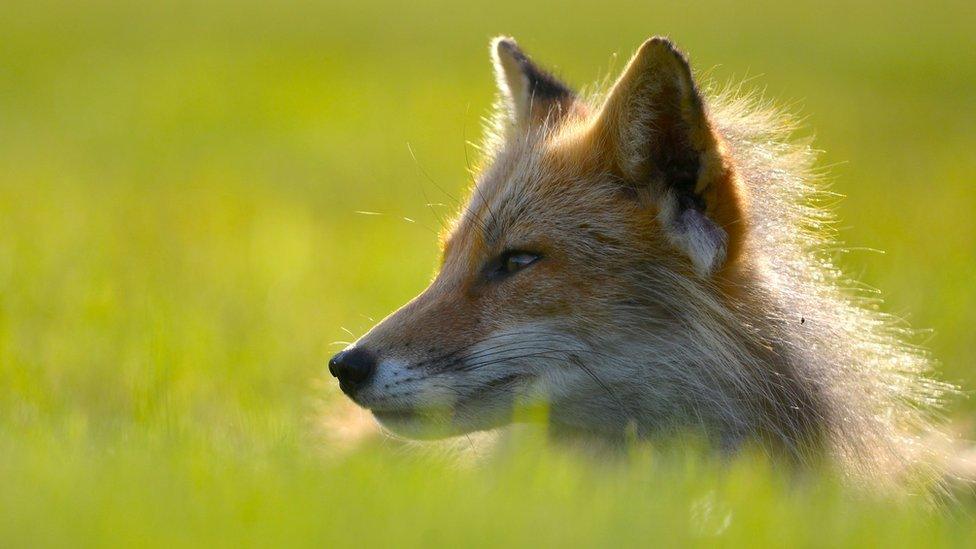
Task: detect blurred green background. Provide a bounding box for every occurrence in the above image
[1,0,974,546]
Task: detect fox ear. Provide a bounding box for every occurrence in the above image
[591,37,742,276]
[491,36,577,128]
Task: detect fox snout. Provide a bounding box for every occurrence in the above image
[328,347,377,398]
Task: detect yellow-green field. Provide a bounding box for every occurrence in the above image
[1,0,974,546]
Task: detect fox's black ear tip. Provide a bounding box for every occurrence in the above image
[492,36,523,60]
[636,36,693,75]
[490,36,576,126]
[639,36,685,58]
[647,36,678,49]
[492,36,518,50]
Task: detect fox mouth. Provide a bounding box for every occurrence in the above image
[366,374,529,439]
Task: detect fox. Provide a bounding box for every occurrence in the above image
[329,36,961,491]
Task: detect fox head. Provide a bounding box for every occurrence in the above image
[330,37,755,441]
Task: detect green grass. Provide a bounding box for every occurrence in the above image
[1,0,974,546]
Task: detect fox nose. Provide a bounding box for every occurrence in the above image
[329,348,376,395]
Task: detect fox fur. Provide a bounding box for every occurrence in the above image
[333,36,959,492]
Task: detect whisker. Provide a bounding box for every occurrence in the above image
[461,103,501,239]
[406,142,450,233]
[407,141,493,237]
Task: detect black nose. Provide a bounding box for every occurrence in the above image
[329,348,376,395]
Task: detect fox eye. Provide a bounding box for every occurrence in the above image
[505,251,539,273]
[487,250,541,281]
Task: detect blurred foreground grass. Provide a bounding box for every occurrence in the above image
[1,0,974,545]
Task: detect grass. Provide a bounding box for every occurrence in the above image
[0,0,974,546]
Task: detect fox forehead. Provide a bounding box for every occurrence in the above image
[442,126,647,275]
